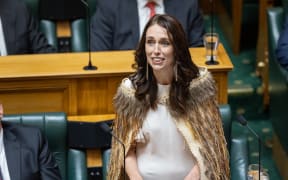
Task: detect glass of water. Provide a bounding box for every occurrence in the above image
[203,32,219,64]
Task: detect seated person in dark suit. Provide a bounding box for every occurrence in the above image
[0,0,55,56]
[0,103,61,180]
[276,16,288,71]
[90,0,205,51]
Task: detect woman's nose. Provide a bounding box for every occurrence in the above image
[153,43,160,54]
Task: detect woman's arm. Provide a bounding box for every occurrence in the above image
[125,145,143,180]
[184,164,200,180]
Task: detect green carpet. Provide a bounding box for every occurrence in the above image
[204,15,282,179]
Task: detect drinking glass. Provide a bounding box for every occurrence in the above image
[203,32,219,64]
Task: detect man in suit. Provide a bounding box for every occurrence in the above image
[0,0,55,55]
[276,17,288,71]
[0,103,61,180]
[90,0,205,51]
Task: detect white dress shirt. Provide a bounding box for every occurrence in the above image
[0,128,11,180]
[0,17,8,56]
[137,0,165,38]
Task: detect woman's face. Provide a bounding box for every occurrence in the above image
[145,24,175,73]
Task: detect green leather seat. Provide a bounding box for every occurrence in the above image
[70,0,97,52]
[2,112,88,180]
[101,104,249,180]
[71,19,88,52]
[267,7,288,179]
[267,7,288,153]
[219,104,248,180]
[20,0,58,51]
[40,20,58,51]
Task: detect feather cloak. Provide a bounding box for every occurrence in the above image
[108,68,230,180]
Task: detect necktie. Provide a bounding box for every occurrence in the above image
[146,2,156,18]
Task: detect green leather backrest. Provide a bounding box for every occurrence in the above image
[219,104,232,150]
[102,148,111,180]
[71,19,88,52]
[20,0,58,51]
[2,112,67,179]
[68,149,88,180]
[267,7,288,153]
[40,20,58,51]
[2,112,88,180]
[267,7,284,55]
[218,105,248,180]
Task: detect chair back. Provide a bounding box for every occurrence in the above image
[219,104,232,150]
[267,7,285,57]
[2,112,87,180]
[20,0,58,51]
[267,6,288,153]
[267,7,288,179]
[40,20,58,50]
[71,19,88,52]
[3,112,67,179]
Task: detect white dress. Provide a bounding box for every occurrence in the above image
[136,84,195,180]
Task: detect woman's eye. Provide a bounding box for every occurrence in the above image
[160,41,170,46]
[146,40,155,45]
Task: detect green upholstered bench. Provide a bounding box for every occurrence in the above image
[2,112,88,180]
[267,7,288,179]
[101,104,249,180]
[220,104,248,180]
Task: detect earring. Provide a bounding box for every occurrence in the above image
[174,64,178,82]
[146,62,149,80]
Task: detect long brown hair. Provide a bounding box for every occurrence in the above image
[130,14,199,116]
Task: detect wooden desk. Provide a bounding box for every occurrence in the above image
[0,44,232,115]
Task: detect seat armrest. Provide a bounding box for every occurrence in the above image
[68,149,88,180]
[230,135,249,180]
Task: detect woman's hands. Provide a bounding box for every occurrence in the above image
[184,164,200,180]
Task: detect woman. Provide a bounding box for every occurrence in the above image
[108,14,229,180]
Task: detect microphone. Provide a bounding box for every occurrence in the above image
[100,122,126,180]
[205,0,219,65]
[80,0,97,70]
[237,115,261,180]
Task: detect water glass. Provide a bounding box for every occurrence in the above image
[203,32,219,62]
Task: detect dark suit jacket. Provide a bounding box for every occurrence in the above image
[276,16,288,70]
[0,0,55,55]
[91,0,205,51]
[2,122,61,180]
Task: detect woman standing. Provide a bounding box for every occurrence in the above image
[108,14,229,180]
